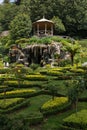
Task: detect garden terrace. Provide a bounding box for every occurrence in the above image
[0,65,87,130]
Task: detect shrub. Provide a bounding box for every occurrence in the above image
[41,97,70,115]
[70,68,84,73]
[30,63,39,71]
[24,74,48,81]
[0,68,11,74]
[41,37,52,45]
[22,112,43,125]
[46,70,63,76]
[6,80,42,88]
[0,89,36,98]
[58,59,71,67]
[0,98,25,109]
[0,99,30,114]
[63,109,87,129]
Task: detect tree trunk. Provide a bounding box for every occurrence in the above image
[71,55,74,66]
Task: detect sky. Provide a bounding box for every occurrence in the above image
[0,0,3,4]
[0,0,14,4]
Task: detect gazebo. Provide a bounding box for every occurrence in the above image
[33,17,54,37]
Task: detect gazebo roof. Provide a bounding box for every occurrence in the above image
[33,17,54,25]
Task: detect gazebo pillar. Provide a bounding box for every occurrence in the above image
[37,24,39,36]
[45,23,47,35]
[51,24,53,36]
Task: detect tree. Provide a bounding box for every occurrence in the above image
[62,40,81,66]
[19,0,30,16]
[3,0,9,3]
[0,4,19,31]
[15,0,21,5]
[68,77,85,113]
[9,13,32,40]
[51,16,66,34]
[46,80,59,100]
[63,0,87,36]
[30,0,55,22]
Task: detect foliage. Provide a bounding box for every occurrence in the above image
[63,109,87,130]
[41,97,68,110]
[0,99,30,114]
[59,59,71,67]
[15,38,29,48]
[24,74,47,81]
[0,4,19,31]
[30,63,39,71]
[28,36,52,45]
[0,0,87,37]
[10,13,32,40]
[46,70,63,76]
[0,98,25,109]
[51,16,66,34]
[62,40,81,66]
[0,89,36,98]
[0,114,10,130]
[67,77,85,114]
[63,0,87,36]
[41,97,70,115]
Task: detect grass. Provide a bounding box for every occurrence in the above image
[9,95,51,119]
[79,39,87,47]
[40,102,87,130]
[7,93,87,130]
[0,98,24,109]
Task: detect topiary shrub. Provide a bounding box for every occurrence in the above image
[63,109,87,130]
[41,97,71,115]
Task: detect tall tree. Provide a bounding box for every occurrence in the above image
[15,0,21,5]
[3,0,9,3]
[10,13,32,40]
[63,0,87,36]
[30,0,54,22]
[51,16,66,34]
[19,0,30,16]
[0,4,19,31]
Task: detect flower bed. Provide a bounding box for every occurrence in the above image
[62,109,87,130]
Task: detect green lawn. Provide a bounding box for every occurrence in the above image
[40,102,87,130]
[9,95,51,119]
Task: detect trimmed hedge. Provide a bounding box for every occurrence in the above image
[0,68,11,74]
[0,89,36,98]
[0,89,44,99]
[63,109,87,130]
[22,113,43,125]
[0,87,14,93]
[24,74,48,81]
[47,71,63,76]
[4,80,42,88]
[0,98,30,114]
[41,97,71,115]
[0,98,25,109]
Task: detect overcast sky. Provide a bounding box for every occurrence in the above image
[0,0,3,4]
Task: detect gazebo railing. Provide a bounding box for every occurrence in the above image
[34,30,53,36]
